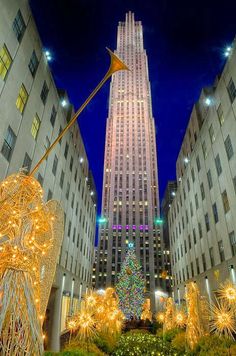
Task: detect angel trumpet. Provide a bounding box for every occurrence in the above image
[30,48,129,176]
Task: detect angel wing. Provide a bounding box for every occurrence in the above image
[39,200,64,317]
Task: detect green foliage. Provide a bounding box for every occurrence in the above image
[156,328,164,338]
[94,332,120,354]
[126,328,149,334]
[113,331,175,355]
[171,331,186,355]
[63,339,105,355]
[163,328,182,343]
[190,334,234,356]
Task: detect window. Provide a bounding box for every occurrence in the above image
[224,135,234,160]
[196,258,200,274]
[69,156,73,171]
[38,173,44,186]
[64,142,69,159]
[1,126,16,161]
[193,228,196,244]
[52,155,58,175]
[229,231,236,256]
[60,170,65,188]
[202,141,207,159]
[198,222,202,239]
[59,126,62,145]
[217,104,224,126]
[195,193,199,209]
[28,50,39,77]
[191,262,194,277]
[227,78,236,103]
[199,184,205,202]
[212,203,219,223]
[222,190,230,213]
[22,152,32,171]
[191,168,195,182]
[187,178,190,192]
[31,114,41,139]
[218,240,225,262]
[40,81,49,104]
[209,247,214,267]
[0,44,12,80]
[207,170,213,189]
[205,213,210,232]
[209,124,215,143]
[16,84,28,113]
[66,182,70,200]
[68,221,71,237]
[188,234,191,250]
[50,106,57,127]
[12,10,26,42]
[233,176,236,194]
[202,253,206,271]
[215,154,222,176]
[196,155,201,172]
[47,189,53,201]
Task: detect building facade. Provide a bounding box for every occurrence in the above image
[161,181,177,293]
[95,12,165,303]
[0,0,96,350]
[169,40,236,303]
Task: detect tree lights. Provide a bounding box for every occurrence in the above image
[116,247,145,319]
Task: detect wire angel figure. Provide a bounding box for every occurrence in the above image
[0,171,64,356]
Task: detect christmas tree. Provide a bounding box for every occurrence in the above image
[116,243,145,319]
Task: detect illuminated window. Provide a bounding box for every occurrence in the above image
[16,84,28,113]
[217,104,224,126]
[31,114,41,139]
[222,190,230,213]
[61,295,70,331]
[0,44,12,80]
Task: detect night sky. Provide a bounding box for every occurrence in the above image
[30,0,236,216]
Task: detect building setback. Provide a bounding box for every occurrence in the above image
[95,12,165,304]
[169,39,236,303]
[161,181,177,293]
[0,0,96,350]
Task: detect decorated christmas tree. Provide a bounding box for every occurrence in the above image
[116,243,145,319]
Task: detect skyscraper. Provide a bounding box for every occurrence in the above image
[96,12,165,302]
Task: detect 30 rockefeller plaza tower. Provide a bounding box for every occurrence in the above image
[96,12,165,299]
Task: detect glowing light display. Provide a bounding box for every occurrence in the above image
[116,248,145,319]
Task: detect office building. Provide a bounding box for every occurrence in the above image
[95,12,165,304]
[0,0,96,350]
[169,40,236,302]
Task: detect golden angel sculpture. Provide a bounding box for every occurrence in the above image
[0,172,64,355]
[0,48,128,356]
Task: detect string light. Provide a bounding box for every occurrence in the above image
[163,297,175,332]
[116,248,145,319]
[0,171,64,354]
[210,300,236,339]
[175,310,186,328]
[141,298,152,322]
[218,280,236,304]
[185,282,206,350]
[156,312,165,324]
